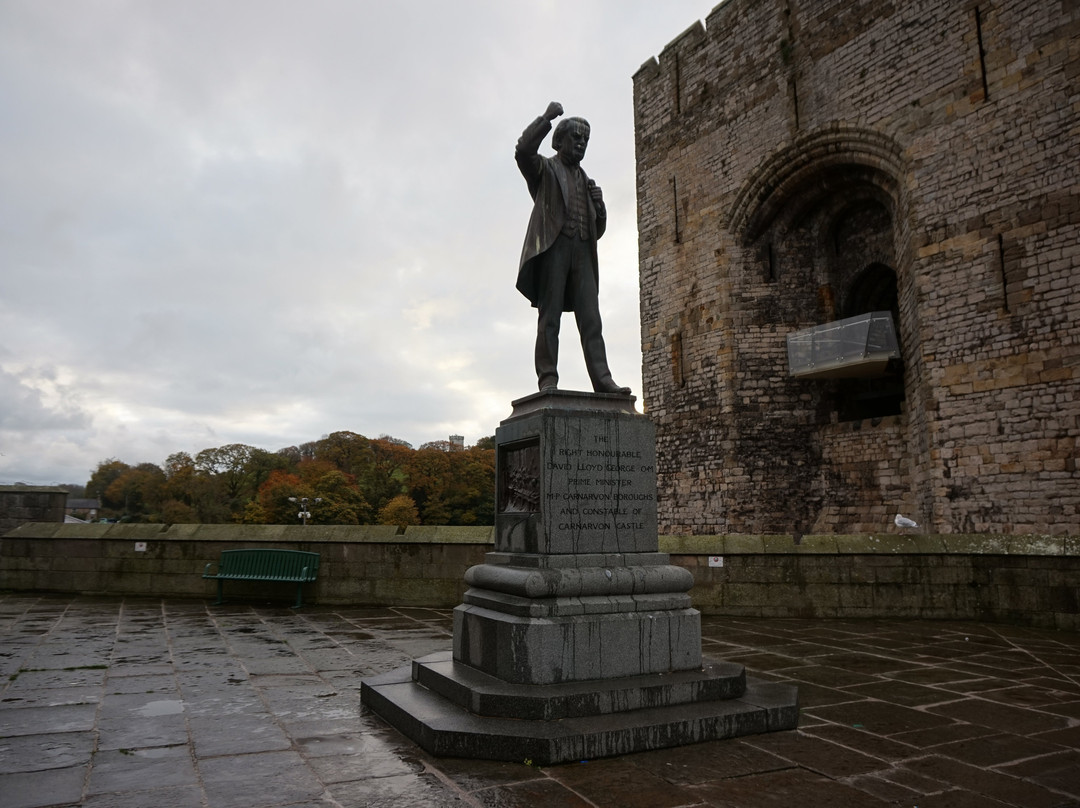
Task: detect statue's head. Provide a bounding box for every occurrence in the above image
[553,117,590,165]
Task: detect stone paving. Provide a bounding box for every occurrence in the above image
[1,594,1079,807]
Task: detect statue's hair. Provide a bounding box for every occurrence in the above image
[552,117,590,150]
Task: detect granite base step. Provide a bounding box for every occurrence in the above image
[360,654,799,766]
[410,650,746,720]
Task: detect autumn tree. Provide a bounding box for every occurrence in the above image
[407,446,453,524]
[164,451,196,500]
[294,458,339,486]
[456,445,496,525]
[361,437,414,514]
[419,440,455,452]
[276,445,304,467]
[161,452,200,523]
[84,428,495,526]
[246,447,292,497]
[100,462,167,521]
[195,444,255,501]
[248,465,372,525]
[86,459,132,513]
[313,431,373,478]
[377,494,420,530]
[309,469,371,525]
[253,470,309,524]
[188,443,293,522]
[406,445,495,526]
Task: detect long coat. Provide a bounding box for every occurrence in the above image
[515,116,606,311]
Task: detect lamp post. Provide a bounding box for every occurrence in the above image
[287,496,322,525]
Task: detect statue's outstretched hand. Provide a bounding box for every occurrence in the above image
[544,101,564,121]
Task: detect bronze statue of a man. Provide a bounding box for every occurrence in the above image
[515,101,631,395]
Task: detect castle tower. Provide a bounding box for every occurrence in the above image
[634,0,1080,536]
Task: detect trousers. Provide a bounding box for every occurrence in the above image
[533,233,615,390]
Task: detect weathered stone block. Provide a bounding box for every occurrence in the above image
[452,602,702,686]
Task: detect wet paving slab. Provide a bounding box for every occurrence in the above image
[0,594,1078,807]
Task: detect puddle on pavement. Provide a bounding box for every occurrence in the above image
[135,699,184,717]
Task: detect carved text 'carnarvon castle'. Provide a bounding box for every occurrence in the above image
[634,0,1079,535]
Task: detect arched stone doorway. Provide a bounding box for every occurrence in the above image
[731,128,910,422]
[724,127,916,533]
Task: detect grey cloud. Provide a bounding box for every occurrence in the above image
[0,0,709,483]
[0,365,92,432]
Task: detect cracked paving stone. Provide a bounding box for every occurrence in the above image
[0,765,87,808]
[0,732,95,774]
[87,745,199,795]
[0,703,98,737]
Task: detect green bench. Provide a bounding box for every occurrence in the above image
[203,549,320,608]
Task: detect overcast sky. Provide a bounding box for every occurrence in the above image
[0,0,713,486]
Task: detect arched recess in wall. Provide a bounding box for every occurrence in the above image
[729,127,906,244]
[845,262,897,319]
[728,126,909,421]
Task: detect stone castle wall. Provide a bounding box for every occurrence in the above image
[633,0,1079,535]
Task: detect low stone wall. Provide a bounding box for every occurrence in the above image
[2,524,1077,629]
[0,523,493,607]
[666,534,1080,631]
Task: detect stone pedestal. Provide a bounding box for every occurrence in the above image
[361,391,797,764]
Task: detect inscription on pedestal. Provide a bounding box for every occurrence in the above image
[495,394,659,554]
[541,411,657,554]
[547,440,653,530]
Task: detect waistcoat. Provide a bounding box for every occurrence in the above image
[561,167,590,240]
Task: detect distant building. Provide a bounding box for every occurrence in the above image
[66,498,101,523]
[634,0,1078,535]
[449,435,465,451]
[0,485,68,534]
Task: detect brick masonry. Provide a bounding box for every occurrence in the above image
[633,0,1079,536]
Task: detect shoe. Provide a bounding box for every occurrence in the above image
[594,379,631,395]
[538,376,558,393]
